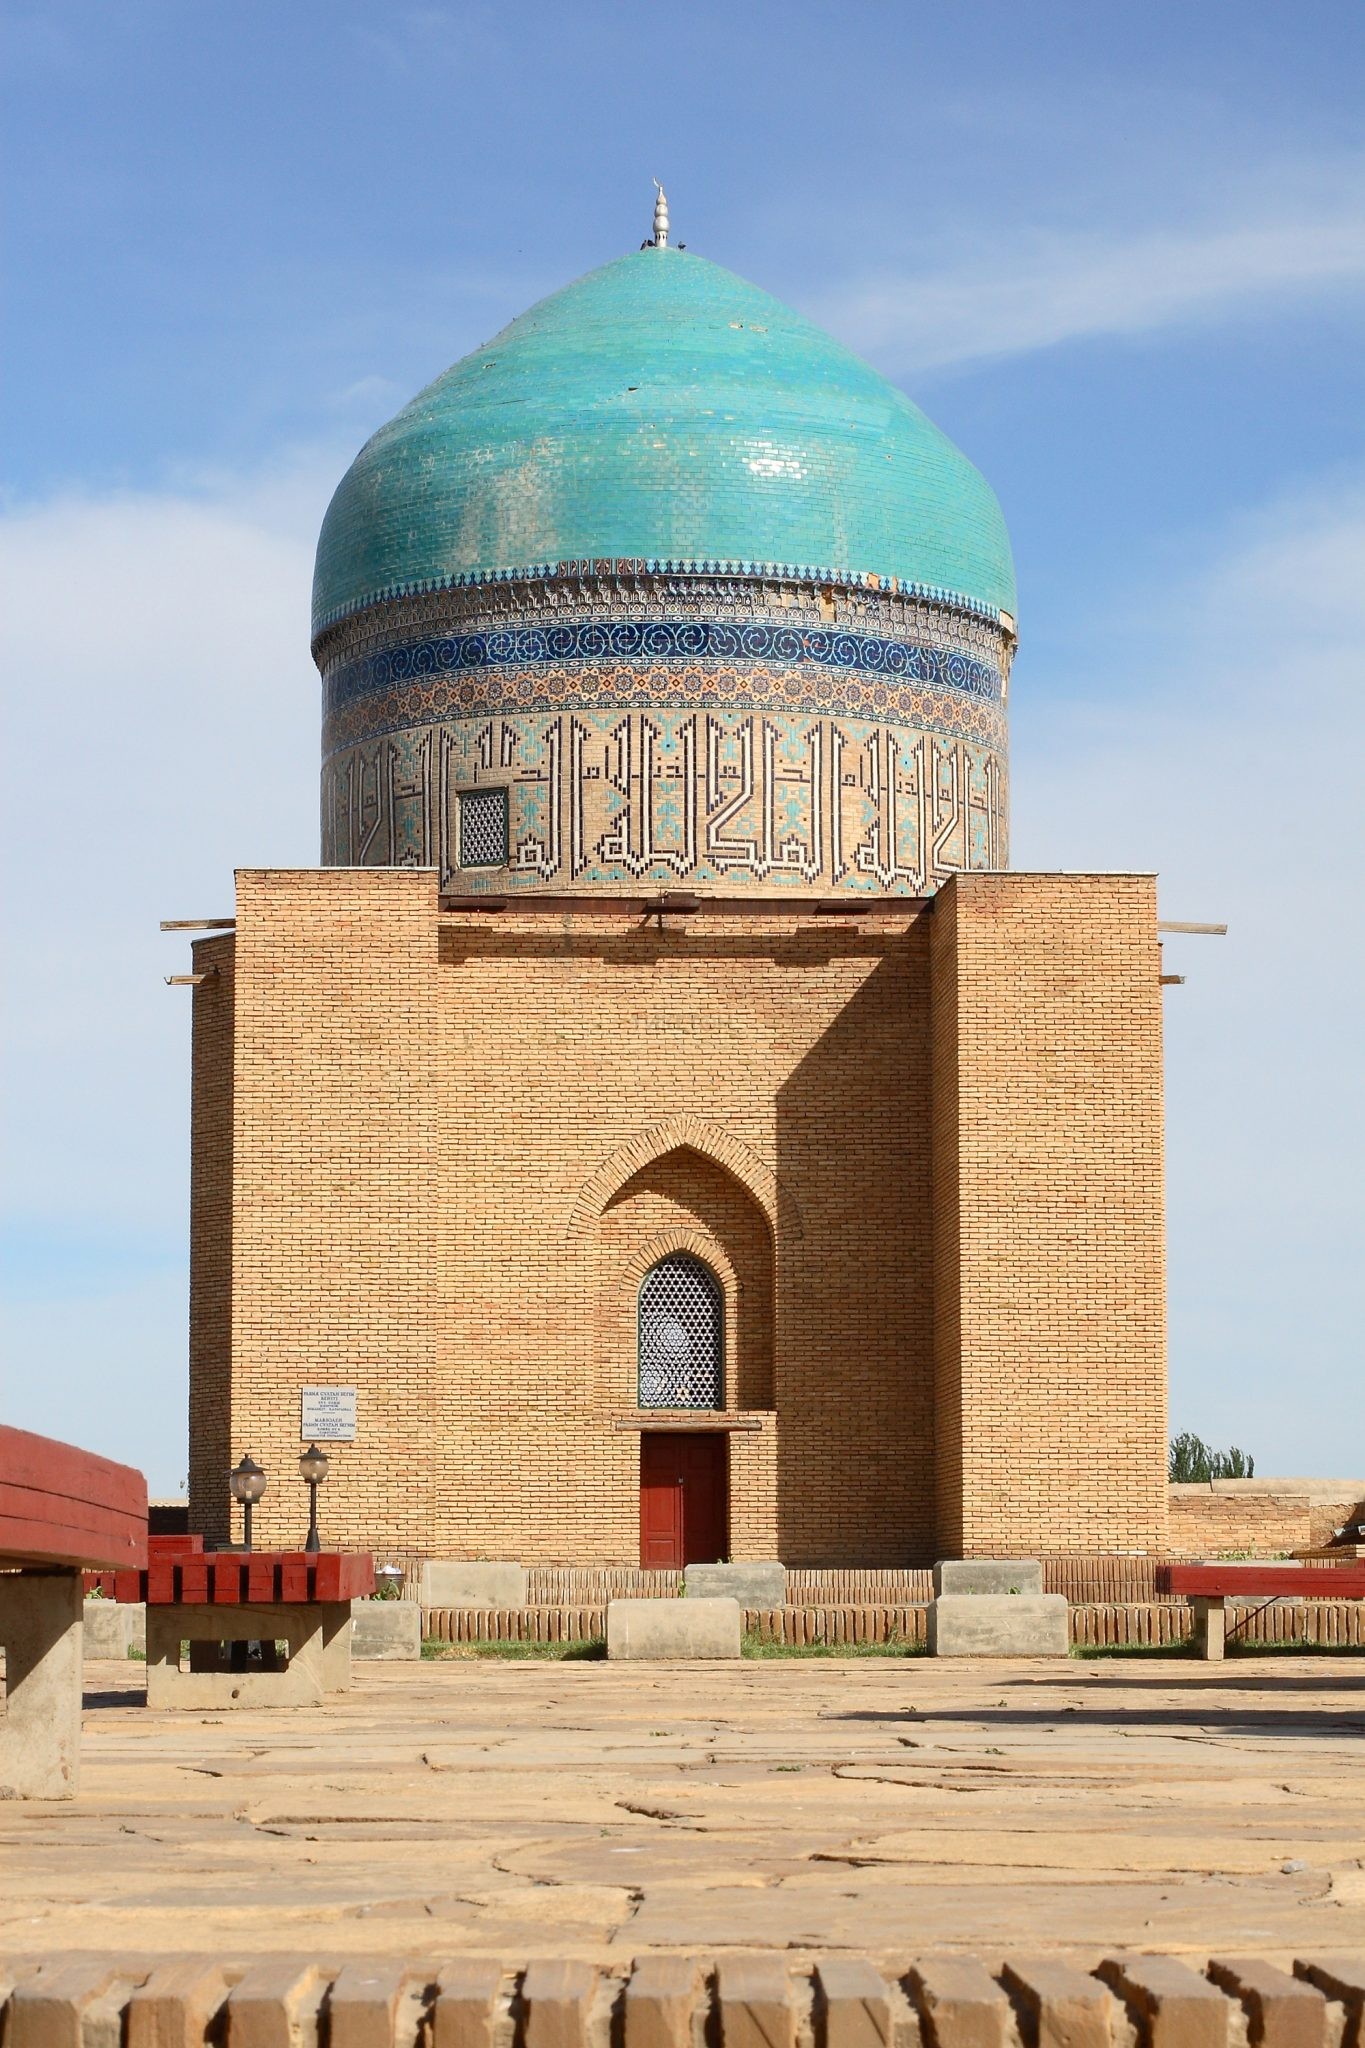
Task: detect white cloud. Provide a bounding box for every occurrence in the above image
[1012,478,1365,1474]
[0,456,334,1486]
[826,175,1365,372]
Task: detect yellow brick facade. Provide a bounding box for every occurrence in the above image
[930,873,1169,1557]
[188,866,1169,1562]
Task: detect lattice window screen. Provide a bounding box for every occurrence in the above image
[458,787,508,868]
[638,1255,723,1409]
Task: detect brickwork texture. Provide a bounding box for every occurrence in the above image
[188,865,1169,1564]
[931,874,1168,1558]
[1168,1481,1365,1556]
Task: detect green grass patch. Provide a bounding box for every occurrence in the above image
[1071,1639,1195,1659]
[1225,1637,1365,1657]
[742,1632,925,1659]
[417,1633,928,1662]
[421,1636,606,1661]
[1072,1637,1365,1660]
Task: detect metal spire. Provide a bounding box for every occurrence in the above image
[651,179,669,249]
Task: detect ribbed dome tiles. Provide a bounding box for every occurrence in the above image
[312,247,1015,637]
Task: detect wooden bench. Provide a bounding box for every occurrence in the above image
[112,1537,375,1706]
[0,1424,148,1797]
[1156,1561,1365,1658]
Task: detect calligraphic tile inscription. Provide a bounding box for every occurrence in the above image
[315,567,1012,896]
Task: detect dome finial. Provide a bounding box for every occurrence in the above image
[651,179,669,250]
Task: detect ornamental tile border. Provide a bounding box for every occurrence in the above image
[312,555,1010,637]
[323,667,1008,761]
[324,619,1002,715]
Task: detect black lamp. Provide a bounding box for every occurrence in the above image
[228,1454,267,1550]
[299,1442,330,1553]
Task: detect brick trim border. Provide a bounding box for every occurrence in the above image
[417,1600,1365,1649]
[2,1952,1361,2048]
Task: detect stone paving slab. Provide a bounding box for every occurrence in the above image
[1,1656,1362,1961]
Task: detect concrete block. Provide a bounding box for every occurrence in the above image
[0,1568,84,1798]
[684,1561,786,1606]
[320,1605,353,1690]
[351,1601,422,1660]
[933,1559,1044,1597]
[82,1599,145,1659]
[144,1601,353,1708]
[420,1561,526,1609]
[927,1593,1068,1657]
[607,1597,741,1660]
[1192,1597,1227,1661]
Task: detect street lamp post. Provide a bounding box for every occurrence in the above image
[228,1454,267,1550]
[299,1442,330,1553]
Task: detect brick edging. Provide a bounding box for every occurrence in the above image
[2,1952,1361,2047]
[418,1601,1365,1649]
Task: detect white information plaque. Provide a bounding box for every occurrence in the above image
[300,1386,357,1441]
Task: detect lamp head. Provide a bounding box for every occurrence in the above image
[299,1442,330,1485]
[229,1453,267,1505]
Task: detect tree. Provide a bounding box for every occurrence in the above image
[1169,1432,1255,1482]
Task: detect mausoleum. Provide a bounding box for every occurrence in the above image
[186,195,1169,1566]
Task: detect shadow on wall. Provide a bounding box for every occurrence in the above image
[774,921,934,1567]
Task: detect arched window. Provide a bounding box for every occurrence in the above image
[638,1254,724,1410]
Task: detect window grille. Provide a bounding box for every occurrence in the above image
[458,786,508,868]
[638,1254,723,1410]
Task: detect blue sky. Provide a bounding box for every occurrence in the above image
[3,0,1363,1492]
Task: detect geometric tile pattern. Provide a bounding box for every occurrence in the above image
[327,618,1003,710]
[322,706,1008,894]
[316,568,1011,896]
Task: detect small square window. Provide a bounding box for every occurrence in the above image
[458,786,508,869]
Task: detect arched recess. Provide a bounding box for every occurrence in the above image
[593,1150,776,1410]
[566,1114,801,1246]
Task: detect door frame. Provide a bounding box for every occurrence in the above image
[638,1430,730,1568]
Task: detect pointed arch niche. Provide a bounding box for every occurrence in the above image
[592,1145,776,1413]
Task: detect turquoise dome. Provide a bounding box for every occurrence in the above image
[312,247,1015,637]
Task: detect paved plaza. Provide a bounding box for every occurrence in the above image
[3,1653,1364,1962]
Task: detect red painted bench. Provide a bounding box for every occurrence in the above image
[1155,1562,1365,1658]
[111,1540,374,1607]
[0,1425,149,1798]
[0,1424,147,1572]
[110,1537,376,1707]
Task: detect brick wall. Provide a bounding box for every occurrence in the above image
[189,867,1169,1563]
[191,873,936,1563]
[1169,1481,1365,1556]
[930,873,1168,1557]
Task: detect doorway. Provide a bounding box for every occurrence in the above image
[639,1432,728,1568]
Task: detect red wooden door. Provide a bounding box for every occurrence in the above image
[639,1433,728,1567]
